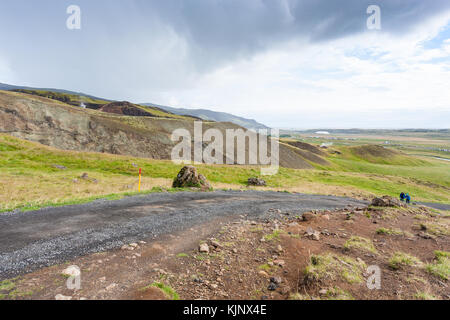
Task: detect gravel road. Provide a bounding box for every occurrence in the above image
[0,190,369,279]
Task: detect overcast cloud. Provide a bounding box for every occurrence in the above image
[0,0,450,128]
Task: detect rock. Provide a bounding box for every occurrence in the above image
[172,166,211,190]
[418,232,434,240]
[199,243,210,253]
[106,283,117,291]
[80,173,89,180]
[129,243,139,248]
[121,244,134,251]
[258,271,269,277]
[52,164,67,170]
[209,283,218,290]
[270,277,282,285]
[55,294,72,300]
[247,177,267,186]
[267,283,278,291]
[322,214,330,220]
[302,212,316,221]
[276,245,283,253]
[305,227,320,241]
[210,240,222,248]
[232,248,238,254]
[371,196,405,208]
[273,259,285,267]
[319,289,328,295]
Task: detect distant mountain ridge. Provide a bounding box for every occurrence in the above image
[142,103,270,130]
[0,82,109,102]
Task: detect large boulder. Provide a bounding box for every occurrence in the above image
[247,177,267,186]
[172,166,211,190]
[371,196,405,207]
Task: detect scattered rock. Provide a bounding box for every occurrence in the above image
[276,245,283,253]
[302,212,316,222]
[121,244,135,251]
[371,196,405,208]
[106,283,117,291]
[52,164,67,170]
[258,271,269,277]
[270,277,282,285]
[273,259,285,267]
[322,214,330,220]
[267,283,278,291]
[172,166,211,190]
[319,289,328,295]
[55,294,72,300]
[305,227,321,241]
[210,240,222,248]
[247,177,267,187]
[199,243,210,253]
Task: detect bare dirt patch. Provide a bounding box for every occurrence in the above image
[1,204,448,300]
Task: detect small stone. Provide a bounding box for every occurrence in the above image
[258,271,269,277]
[129,243,138,248]
[273,259,285,267]
[199,243,210,253]
[121,244,134,251]
[52,164,67,170]
[106,283,117,291]
[267,283,278,291]
[276,245,283,253]
[211,240,221,248]
[55,294,72,300]
[270,277,282,285]
[209,283,218,289]
[302,212,316,221]
[232,248,238,254]
[322,214,330,220]
[319,289,328,295]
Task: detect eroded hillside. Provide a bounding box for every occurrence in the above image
[0,90,327,169]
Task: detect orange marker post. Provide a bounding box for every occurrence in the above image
[138,168,142,192]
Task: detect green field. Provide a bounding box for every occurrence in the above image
[1,133,449,213]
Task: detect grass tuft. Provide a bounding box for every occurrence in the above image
[344,236,377,254]
[389,252,422,270]
[304,253,367,284]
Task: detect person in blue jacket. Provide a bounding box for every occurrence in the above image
[405,193,411,204]
[400,192,406,202]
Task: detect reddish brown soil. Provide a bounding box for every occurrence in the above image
[2,205,448,300]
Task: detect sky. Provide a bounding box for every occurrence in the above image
[0,0,450,129]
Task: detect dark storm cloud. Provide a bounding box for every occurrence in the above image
[142,0,450,67]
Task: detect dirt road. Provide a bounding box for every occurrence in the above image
[0,190,370,279]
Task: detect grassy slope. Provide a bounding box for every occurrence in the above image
[1,134,449,212]
[9,89,193,121]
